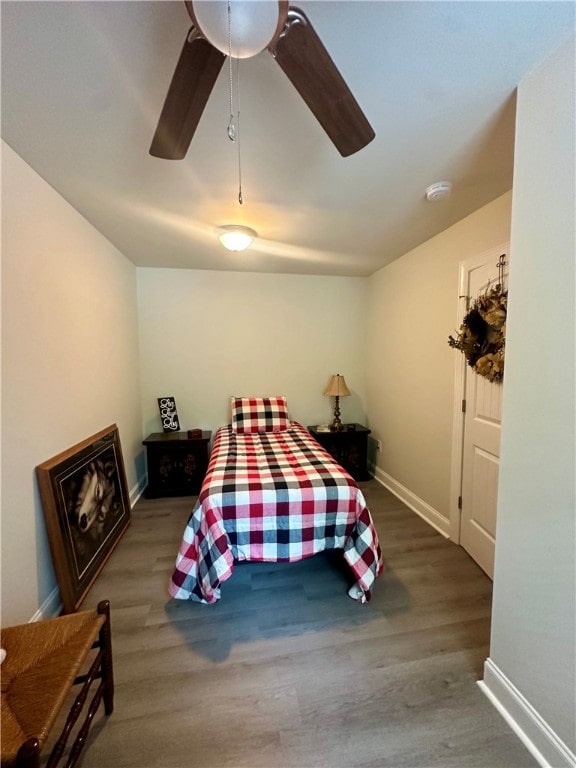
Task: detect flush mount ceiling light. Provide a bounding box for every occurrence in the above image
[425,181,453,202]
[218,225,257,252]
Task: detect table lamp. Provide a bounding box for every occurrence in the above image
[323,374,351,431]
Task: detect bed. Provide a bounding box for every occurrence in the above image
[168,397,383,604]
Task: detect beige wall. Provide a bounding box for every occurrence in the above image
[485,36,575,759]
[366,192,512,532]
[137,268,368,436]
[1,142,143,625]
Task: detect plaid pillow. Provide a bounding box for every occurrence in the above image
[231,396,290,434]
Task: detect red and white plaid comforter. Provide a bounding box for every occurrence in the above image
[169,422,383,604]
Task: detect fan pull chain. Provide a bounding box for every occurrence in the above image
[227,0,236,141]
[226,0,243,204]
[236,57,243,205]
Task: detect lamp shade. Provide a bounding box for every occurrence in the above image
[323,374,351,397]
[218,225,257,252]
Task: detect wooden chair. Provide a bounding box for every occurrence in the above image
[1,600,114,768]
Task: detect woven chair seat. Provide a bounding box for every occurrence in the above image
[1,601,113,768]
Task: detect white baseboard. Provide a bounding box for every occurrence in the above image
[129,477,146,507]
[372,467,450,537]
[479,658,576,768]
[30,586,62,621]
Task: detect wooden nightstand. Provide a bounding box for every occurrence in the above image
[143,431,211,498]
[308,423,371,482]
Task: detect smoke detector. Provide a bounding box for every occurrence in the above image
[425,181,452,202]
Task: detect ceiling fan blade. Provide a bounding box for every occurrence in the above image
[150,27,225,160]
[270,7,375,157]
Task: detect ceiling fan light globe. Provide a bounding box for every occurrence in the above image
[191,0,281,59]
[218,226,257,251]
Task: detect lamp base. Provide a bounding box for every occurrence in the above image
[330,396,344,431]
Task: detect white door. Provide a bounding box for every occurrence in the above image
[458,246,509,578]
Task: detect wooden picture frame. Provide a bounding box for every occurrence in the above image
[36,424,131,613]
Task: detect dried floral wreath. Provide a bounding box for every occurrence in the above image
[448,285,507,383]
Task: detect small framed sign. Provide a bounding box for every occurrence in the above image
[158,396,180,432]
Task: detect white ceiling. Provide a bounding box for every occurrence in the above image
[1,1,574,276]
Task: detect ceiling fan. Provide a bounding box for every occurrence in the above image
[150,0,375,160]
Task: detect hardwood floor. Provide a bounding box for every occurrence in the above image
[60,480,537,768]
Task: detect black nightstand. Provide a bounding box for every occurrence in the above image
[143,431,211,498]
[308,424,371,481]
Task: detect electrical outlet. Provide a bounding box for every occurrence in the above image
[377,440,382,451]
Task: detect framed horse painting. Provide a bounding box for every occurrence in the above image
[36,424,131,613]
